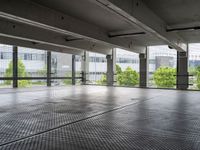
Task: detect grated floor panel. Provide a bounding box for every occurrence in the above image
[0,86,199,149]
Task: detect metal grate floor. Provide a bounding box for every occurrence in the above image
[0,86,200,149]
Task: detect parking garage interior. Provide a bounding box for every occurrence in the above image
[0,0,200,149]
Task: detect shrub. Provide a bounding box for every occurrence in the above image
[153,67,176,88]
[117,67,139,86]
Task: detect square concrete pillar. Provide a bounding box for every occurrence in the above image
[106,50,115,86]
[81,51,89,84]
[139,53,147,88]
[47,51,51,87]
[177,51,189,90]
[72,55,76,85]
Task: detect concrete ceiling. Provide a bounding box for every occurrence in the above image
[142,0,200,45]
[30,0,161,46]
[143,0,200,26]
[0,0,199,54]
[31,0,140,32]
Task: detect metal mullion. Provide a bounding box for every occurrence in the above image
[13,46,18,88]
[47,51,51,86]
[72,55,76,85]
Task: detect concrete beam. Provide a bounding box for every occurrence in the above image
[0,36,84,55]
[0,19,112,55]
[0,0,146,53]
[94,0,187,52]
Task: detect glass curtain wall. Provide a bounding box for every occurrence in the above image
[0,44,13,88]
[88,52,107,85]
[0,43,80,88]
[188,43,200,90]
[115,48,139,87]
[51,52,72,86]
[148,46,177,88]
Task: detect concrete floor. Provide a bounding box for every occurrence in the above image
[0,85,200,150]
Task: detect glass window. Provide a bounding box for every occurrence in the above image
[18,47,47,78]
[148,46,177,88]
[88,52,107,85]
[18,47,47,88]
[0,44,13,88]
[116,48,139,87]
[188,43,200,90]
[51,52,72,86]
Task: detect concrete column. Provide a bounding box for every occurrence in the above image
[13,46,18,88]
[113,49,116,84]
[106,50,115,86]
[139,51,147,88]
[47,51,51,87]
[72,55,76,85]
[81,51,89,84]
[177,51,188,90]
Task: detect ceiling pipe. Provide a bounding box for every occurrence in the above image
[108,32,146,38]
[167,26,200,32]
[64,37,84,42]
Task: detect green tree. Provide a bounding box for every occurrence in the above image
[117,66,139,86]
[97,73,107,85]
[196,66,200,73]
[197,72,200,89]
[195,66,200,89]
[97,65,139,86]
[97,65,122,85]
[4,60,30,87]
[116,64,122,74]
[153,67,176,88]
[64,72,72,85]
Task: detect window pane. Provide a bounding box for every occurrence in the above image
[88,52,107,85]
[51,52,72,78]
[116,48,139,87]
[188,44,200,90]
[148,46,177,88]
[0,44,13,77]
[0,44,13,88]
[18,47,47,77]
[18,47,47,88]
